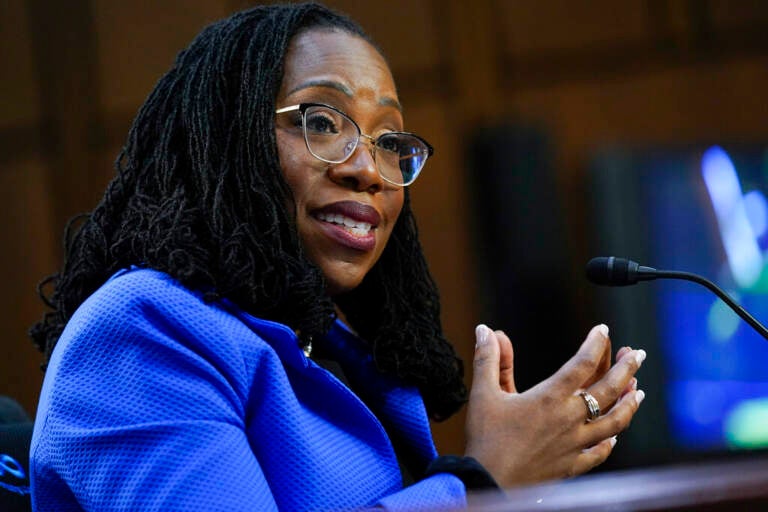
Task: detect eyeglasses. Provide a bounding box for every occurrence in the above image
[275,102,433,187]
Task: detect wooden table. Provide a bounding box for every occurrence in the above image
[470,456,768,511]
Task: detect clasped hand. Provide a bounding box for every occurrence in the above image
[464,324,645,488]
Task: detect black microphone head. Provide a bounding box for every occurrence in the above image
[586,256,636,286]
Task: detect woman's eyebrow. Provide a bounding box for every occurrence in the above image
[379,96,402,112]
[287,79,402,112]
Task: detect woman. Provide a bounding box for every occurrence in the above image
[29,3,645,511]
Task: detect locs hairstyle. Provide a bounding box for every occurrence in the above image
[31,3,467,420]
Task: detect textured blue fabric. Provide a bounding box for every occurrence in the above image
[30,268,466,511]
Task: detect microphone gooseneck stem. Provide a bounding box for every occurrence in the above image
[654,269,768,340]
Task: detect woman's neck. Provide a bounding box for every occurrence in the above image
[334,304,354,333]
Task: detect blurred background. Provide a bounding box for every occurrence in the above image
[2,0,768,471]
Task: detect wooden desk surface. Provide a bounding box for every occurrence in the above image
[470,456,768,511]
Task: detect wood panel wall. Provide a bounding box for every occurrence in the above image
[2,0,767,456]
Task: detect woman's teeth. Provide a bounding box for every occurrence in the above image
[317,212,372,236]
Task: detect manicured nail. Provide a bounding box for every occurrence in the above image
[610,435,617,447]
[597,324,609,338]
[635,349,647,366]
[475,324,490,348]
[635,389,646,406]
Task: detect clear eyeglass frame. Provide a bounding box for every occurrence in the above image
[275,102,434,187]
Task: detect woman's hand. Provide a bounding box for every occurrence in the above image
[464,324,645,488]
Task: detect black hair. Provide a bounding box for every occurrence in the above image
[31,2,466,420]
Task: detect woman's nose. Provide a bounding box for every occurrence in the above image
[327,138,383,192]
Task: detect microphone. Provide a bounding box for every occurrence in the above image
[586,256,768,341]
[585,256,657,285]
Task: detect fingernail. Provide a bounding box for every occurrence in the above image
[634,349,647,366]
[631,377,638,390]
[635,389,646,406]
[475,324,490,348]
[610,435,617,447]
[597,324,609,338]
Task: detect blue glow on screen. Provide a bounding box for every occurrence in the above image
[644,145,768,451]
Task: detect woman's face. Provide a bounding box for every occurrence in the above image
[276,29,405,296]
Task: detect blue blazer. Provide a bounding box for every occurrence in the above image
[31,268,466,511]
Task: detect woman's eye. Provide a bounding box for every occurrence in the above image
[378,135,401,154]
[305,113,338,134]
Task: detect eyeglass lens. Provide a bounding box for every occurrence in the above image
[302,105,428,185]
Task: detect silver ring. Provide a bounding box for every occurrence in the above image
[579,391,601,422]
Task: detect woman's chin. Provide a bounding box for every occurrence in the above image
[325,277,362,297]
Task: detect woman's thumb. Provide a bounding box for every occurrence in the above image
[470,324,500,395]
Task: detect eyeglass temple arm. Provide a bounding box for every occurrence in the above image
[275,105,301,114]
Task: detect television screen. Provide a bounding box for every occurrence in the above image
[589,144,768,464]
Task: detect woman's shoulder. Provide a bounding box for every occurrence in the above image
[94,267,296,338]
[56,267,232,359]
[94,266,198,307]
[70,267,217,328]
[47,267,294,399]
[63,266,298,361]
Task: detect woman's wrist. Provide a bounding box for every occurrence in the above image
[423,455,501,491]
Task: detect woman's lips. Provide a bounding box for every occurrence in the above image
[312,201,381,251]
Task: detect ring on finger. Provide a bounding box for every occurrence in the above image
[579,391,601,422]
